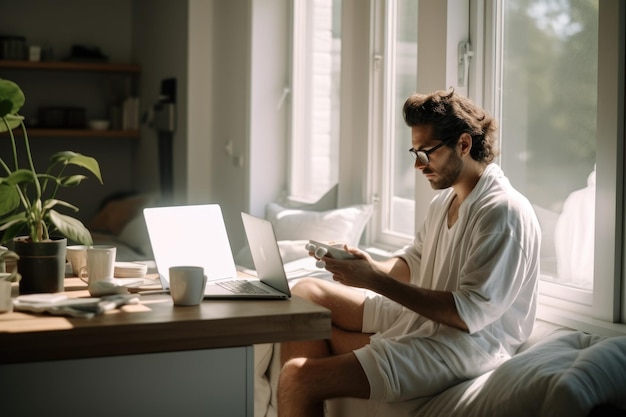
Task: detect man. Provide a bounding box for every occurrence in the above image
[278,89,541,417]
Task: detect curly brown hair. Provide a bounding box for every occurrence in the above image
[402,89,499,163]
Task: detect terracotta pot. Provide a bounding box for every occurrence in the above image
[14,237,67,294]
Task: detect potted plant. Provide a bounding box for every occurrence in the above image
[0,78,103,294]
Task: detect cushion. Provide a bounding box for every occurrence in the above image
[235,239,309,270]
[89,193,155,235]
[254,344,274,417]
[276,184,338,212]
[117,215,153,258]
[265,202,374,247]
[416,332,626,417]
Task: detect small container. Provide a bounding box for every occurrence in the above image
[88,119,111,131]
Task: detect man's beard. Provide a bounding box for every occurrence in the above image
[424,150,463,190]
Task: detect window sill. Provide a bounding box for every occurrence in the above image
[537,304,626,337]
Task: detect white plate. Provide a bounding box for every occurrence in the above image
[114,262,148,278]
[113,277,160,289]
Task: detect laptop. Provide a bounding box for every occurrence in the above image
[198,212,290,299]
[143,205,290,299]
[143,204,239,291]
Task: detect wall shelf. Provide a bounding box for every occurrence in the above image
[0,60,140,73]
[2,128,140,138]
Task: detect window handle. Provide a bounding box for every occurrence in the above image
[277,87,291,110]
[458,40,474,87]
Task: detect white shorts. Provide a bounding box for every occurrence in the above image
[353,293,463,402]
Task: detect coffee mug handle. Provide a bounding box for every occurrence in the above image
[79,266,89,284]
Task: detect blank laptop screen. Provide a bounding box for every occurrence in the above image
[143,204,238,287]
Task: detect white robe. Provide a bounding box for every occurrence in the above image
[360,163,541,381]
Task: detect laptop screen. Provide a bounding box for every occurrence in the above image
[143,204,238,288]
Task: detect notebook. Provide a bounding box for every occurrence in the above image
[143,204,289,299]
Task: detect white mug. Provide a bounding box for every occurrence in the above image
[169,266,207,306]
[79,245,117,285]
[0,276,12,313]
[66,245,89,277]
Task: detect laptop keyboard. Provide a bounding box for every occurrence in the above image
[216,280,271,295]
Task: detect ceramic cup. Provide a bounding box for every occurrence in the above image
[79,245,117,285]
[0,246,8,273]
[66,245,89,277]
[0,275,13,313]
[169,266,207,306]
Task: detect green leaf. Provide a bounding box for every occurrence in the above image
[42,198,78,213]
[2,169,37,185]
[58,174,89,187]
[48,210,93,246]
[0,79,25,115]
[0,219,27,245]
[0,100,12,117]
[50,152,103,184]
[0,213,26,231]
[0,114,24,132]
[0,183,20,216]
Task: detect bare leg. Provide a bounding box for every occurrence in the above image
[281,278,371,364]
[278,352,370,417]
[278,278,373,417]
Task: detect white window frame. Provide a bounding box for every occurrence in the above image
[475,0,626,335]
[288,0,342,204]
[368,0,414,251]
[367,0,470,251]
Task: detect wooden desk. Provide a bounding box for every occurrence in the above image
[0,278,330,417]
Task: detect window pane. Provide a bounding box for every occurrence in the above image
[388,0,418,235]
[499,0,598,290]
[289,0,342,202]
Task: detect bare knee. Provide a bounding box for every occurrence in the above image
[278,354,371,414]
[280,357,308,389]
[291,278,327,304]
[278,357,321,411]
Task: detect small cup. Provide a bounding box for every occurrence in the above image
[66,245,88,277]
[0,246,9,273]
[28,45,41,62]
[169,266,207,306]
[0,276,13,313]
[79,245,117,285]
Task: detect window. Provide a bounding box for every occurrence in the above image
[499,0,598,291]
[281,0,624,332]
[289,0,343,203]
[484,0,625,331]
[379,0,419,242]
[368,0,420,250]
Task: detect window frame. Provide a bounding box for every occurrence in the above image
[367,0,470,251]
[476,0,626,335]
[279,0,626,335]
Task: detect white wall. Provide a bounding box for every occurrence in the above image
[132,0,189,203]
[206,0,252,251]
[187,0,215,206]
[249,0,290,216]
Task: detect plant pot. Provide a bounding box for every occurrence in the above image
[14,237,67,294]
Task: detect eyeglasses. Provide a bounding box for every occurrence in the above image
[408,141,448,165]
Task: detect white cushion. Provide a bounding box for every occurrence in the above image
[235,240,309,270]
[117,215,153,258]
[265,202,374,246]
[415,332,626,417]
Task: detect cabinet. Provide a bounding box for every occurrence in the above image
[0,59,141,138]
